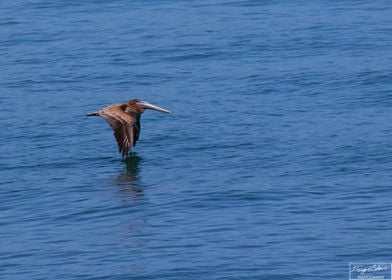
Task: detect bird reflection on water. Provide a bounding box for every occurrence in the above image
[115,154,144,200]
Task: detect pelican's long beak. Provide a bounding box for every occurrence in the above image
[138,100,171,113]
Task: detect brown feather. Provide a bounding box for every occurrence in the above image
[97,103,139,158]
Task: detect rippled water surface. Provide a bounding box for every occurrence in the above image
[1,1,392,279]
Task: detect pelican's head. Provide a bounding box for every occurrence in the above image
[128,99,171,114]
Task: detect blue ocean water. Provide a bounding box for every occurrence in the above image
[1,1,392,279]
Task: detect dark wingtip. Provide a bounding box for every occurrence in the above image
[86,112,99,116]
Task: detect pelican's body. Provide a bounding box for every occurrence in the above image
[87,99,170,158]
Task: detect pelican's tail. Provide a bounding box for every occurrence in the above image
[86,112,99,116]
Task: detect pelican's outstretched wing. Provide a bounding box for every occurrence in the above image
[125,106,141,146]
[98,104,137,158]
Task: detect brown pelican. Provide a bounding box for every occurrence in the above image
[87,99,170,158]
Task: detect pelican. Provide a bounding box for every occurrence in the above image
[87,99,170,158]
